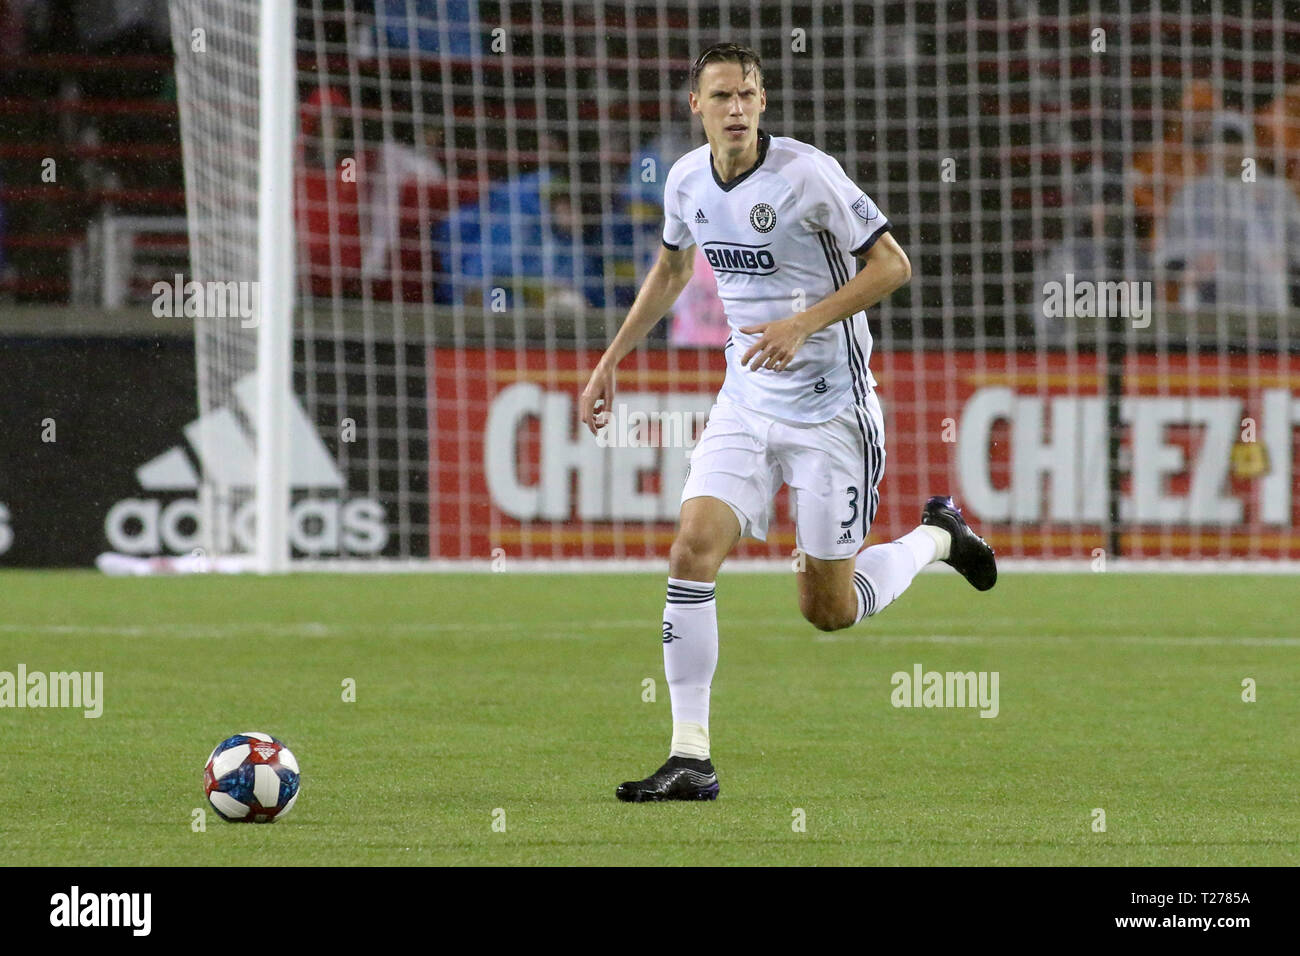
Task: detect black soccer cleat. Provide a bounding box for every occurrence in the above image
[616,756,719,802]
[921,495,997,592]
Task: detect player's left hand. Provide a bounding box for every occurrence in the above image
[739,316,811,371]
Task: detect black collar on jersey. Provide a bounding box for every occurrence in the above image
[711,128,770,192]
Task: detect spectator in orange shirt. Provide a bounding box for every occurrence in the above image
[1255,84,1300,201]
[1154,112,1300,314]
[1131,80,1219,247]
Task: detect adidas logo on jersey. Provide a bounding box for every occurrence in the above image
[837,529,855,545]
[694,208,708,223]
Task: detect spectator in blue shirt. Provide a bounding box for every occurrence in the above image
[377,0,480,56]
[490,178,607,312]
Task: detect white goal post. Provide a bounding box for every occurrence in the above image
[166,0,1300,571]
[255,0,296,573]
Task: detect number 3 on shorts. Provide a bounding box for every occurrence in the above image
[841,486,859,529]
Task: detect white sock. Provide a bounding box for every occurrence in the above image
[917,524,951,561]
[852,526,949,622]
[662,577,718,759]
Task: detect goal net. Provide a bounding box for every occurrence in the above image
[167,0,1300,568]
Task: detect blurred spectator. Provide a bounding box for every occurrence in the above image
[1153,112,1300,313]
[0,0,27,55]
[434,166,550,306]
[1131,80,1219,246]
[669,248,729,345]
[619,90,697,279]
[1254,84,1300,201]
[361,124,447,282]
[298,87,363,297]
[376,0,480,56]
[490,178,607,314]
[1032,167,1139,340]
[617,100,728,345]
[433,128,572,305]
[622,133,696,211]
[432,204,486,305]
[72,0,169,52]
[618,126,696,306]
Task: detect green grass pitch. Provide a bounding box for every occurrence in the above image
[1,570,1296,866]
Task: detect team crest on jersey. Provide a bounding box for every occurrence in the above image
[749,202,777,233]
[851,194,880,222]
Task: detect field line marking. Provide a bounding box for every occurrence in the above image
[2,623,1297,646]
[812,633,1300,646]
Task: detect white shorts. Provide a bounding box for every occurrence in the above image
[681,393,886,560]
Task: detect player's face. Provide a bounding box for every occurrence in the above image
[690,62,765,156]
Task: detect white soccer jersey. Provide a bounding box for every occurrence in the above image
[662,130,892,422]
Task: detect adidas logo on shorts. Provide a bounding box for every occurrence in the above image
[837,529,854,545]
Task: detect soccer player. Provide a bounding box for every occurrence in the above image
[579,43,997,802]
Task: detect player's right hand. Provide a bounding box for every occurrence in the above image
[579,360,616,436]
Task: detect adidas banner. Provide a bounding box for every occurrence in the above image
[0,335,400,567]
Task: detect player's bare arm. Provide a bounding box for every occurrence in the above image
[739,231,911,371]
[579,243,695,435]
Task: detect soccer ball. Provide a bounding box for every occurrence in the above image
[203,732,301,823]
